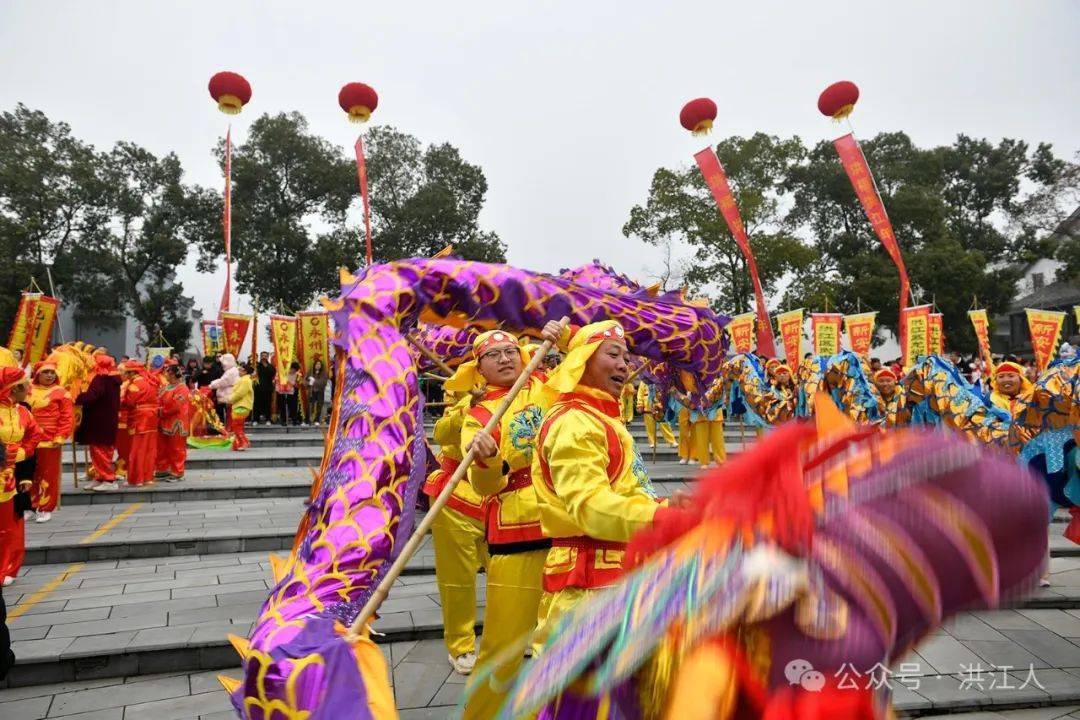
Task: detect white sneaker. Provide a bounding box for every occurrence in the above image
[35,512,52,523]
[1039,576,1052,588]
[2,576,13,587]
[23,510,36,520]
[84,481,102,492]
[95,482,119,492]
[678,458,688,465]
[449,651,476,675]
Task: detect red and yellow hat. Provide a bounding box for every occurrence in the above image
[444,329,527,392]
[545,320,628,394]
[994,361,1024,376]
[32,361,58,379]
[874,367,898,382]
[0,366,28,401]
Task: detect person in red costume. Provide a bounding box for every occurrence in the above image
[119,361,159,486]
[76,355,122,492]
[0,367,43,586]
[155,362,191,482]
[27,361,74,523]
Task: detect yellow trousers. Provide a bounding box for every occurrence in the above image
[677,409,692,460]
[643,414,678,449]
[534,586,597,651]
[463,549,547,720]
[692,420,727,466]
[430,506,488,657]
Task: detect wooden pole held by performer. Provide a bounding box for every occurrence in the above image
[346,316,569,640]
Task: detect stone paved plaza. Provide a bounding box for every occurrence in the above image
[1,422,1079,718]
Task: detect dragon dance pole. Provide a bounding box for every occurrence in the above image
[346,317,568,640]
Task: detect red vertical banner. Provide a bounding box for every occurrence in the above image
[221,128,232,312]
[1025,309,1065,373]
[355,137,373,266]
[833,133,910,333]
[928,313,945,355]
[219,312,252,357]
[694,148,776,357]
[901,304,932,367]
[811,313,843,356]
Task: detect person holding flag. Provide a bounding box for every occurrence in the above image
[26,361,74,523]
[450,321,564,720]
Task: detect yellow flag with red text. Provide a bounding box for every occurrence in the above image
[270,315,298,380]
[297,311,331,375]
[7,292,41,358]
[843,312,876,357]
[901,304,932,368]
[775,309,804,363]
[24,296,60,365]
[726,313,756,354]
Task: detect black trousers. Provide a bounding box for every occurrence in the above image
[253,390,273,423]
[277,393,300,425]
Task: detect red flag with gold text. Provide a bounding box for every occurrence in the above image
[220,312,252,358]
[1026,309,1065,373]
[694,148,776,357]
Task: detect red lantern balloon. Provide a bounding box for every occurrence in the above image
[679,98,718,135]
[208,71,252,115]
[338,83,379,123]
[817,81,859,120]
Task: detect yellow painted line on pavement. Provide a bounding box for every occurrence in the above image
[8,563,84,620]
[9,502,144,618]
[79,502,143,544]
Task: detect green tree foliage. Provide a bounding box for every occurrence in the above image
[195,117,506,313]
[628,130,1077,354]
[363,126,506,262]
[0,104,215,352]
[623,133,814,313]
[783,133,1073,351]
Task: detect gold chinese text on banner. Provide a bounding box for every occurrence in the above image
[811,313,842,356]
[270,315,299,381]
[220,312,252,357]
[1026,309,1065,373]
[25,296,60,365]
[843,312,876,358]
[694,148,776,357]
[775,309,804,363]
[726,312,756,354]
[297,311,331,374]
[968,309,993,374]
[928,313,944,355]
[901,304,932,368]
[201,321,224,357]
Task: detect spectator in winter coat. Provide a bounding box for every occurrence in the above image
[209,353,239,423]
[75,355,122,491]
[254,352,275,425]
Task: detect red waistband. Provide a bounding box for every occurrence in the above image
[552,536,627,552]
[440,455,461,475]
[504,468,533,492]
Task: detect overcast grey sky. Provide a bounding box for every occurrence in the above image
[2,0,1077,320]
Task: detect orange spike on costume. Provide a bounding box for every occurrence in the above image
[227,633,250,660]
[268,553,291,584]
[218,675,242,694]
